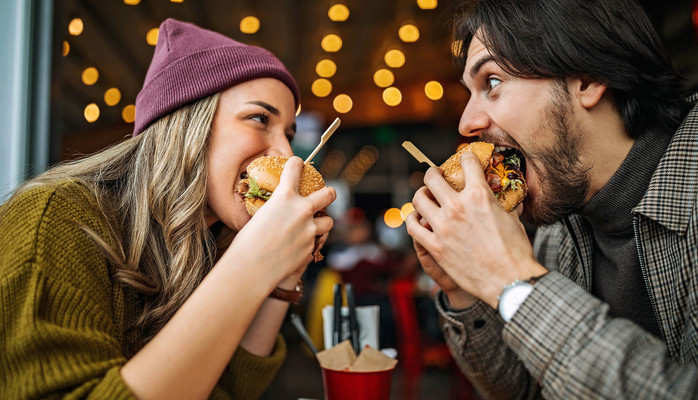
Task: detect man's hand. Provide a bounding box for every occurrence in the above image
[406,152,546,308]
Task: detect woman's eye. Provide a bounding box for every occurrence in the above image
[250,113,270,124]
[486,77,502,92]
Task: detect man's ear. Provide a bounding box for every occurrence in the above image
[572,78,607,109]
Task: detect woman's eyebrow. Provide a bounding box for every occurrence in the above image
[246,100,280,116]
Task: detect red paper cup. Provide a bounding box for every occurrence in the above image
[321,367,394,400]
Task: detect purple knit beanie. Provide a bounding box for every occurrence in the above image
[133,18,300,136]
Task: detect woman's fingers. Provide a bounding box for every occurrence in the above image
[276,156,303,194]
[314,215,334,236]
[306,186,336,213]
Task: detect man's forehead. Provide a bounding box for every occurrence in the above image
[465,35,488,70]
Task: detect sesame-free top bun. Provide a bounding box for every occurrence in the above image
[441,142,527,212]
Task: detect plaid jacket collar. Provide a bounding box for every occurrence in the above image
[634,93,698,234]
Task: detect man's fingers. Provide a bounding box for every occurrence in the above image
[459,151,490,190]
[412,186,440,222]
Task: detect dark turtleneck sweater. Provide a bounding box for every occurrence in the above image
[580,128,671,339]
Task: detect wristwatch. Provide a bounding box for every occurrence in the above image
[269,280,303,305]
[497,274,547,322]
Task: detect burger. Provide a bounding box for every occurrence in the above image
[235,156,327,261]
[441,142,527,212]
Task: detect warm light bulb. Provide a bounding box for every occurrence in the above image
[382,87,402,106]
[384,49,405,68]
[311,78,333,97]
[104,88,122,106]
[416,0,437,10]
[240,16,260,34]
[333,94,353,113]
[424,81,443,100]
[68,18,83,36]
[81,67,99,85]
[316,59,337,78]
[146,28,159,45]
[398,24,419,43]
[328,4,350,21]
[84,103,100,123]
[384,208,404,228]
[321,34,343,52]
[451,40,463,57]
[62,41,70,57]
[400,203,415,220]
[122,104,136,123]
[373,69,394,88]
[123,0,140,4]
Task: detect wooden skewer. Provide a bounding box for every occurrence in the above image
[304,117,341,164]
[402,141,436,167]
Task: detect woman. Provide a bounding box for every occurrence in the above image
[0,19,335,399]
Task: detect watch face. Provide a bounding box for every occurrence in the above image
[499,282,534,322]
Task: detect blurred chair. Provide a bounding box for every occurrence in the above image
[305,268,344,352]
[389,277,476,400]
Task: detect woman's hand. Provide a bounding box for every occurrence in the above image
[225,157,336,291]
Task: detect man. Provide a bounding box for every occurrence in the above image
[405,0,698,398]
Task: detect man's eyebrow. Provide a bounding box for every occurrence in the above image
[469,55,494,79]
[246,101,280,116]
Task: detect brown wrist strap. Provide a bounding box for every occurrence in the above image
[269,280,303,305]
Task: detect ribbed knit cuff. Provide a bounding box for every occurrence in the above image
[218,335,286,399]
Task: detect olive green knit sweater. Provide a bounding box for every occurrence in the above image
[0,181,285,399]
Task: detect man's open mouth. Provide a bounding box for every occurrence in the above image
[494,145,526,176]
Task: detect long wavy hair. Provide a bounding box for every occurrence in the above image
[4,93,228,341]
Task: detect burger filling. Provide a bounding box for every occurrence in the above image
[236,172,272,201]
[488,147,525,196]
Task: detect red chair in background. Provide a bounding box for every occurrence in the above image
[389,277,476,400]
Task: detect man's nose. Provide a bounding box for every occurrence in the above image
[458,100,490,138]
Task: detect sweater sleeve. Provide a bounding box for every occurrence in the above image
[0,183,136,399]
[211,335,287,400]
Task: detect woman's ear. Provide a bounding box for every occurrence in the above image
[572,78,607,109]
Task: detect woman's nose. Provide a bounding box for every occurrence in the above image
[458,100,491,138]
[267,134,294,157]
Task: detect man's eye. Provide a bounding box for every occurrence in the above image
[487,77,502,92]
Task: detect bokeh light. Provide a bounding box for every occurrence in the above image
[382,87,402,106]
[400,203,415,220]
[240,16,260,34]
[104,88,121,106]
[122,104,136,123]
[311,78,333,97]
[316,59,337,78]
[328,4,350,21]
[398,24,420,43]
[68,18,83,36]
[384,208,404,228]
[333,94,353,113]
[84,103,100,123]
[384,49,405,68]
[81,67,99,85]
[417,0,438,10]
[424,81,444,100]
[321,34,343,52]
[373,69,394,88]
[146,28,159,45]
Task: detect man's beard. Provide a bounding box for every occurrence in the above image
[521,83,591,226]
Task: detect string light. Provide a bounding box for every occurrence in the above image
[68,18,83,36]
[104,88,121,106]
[311,78,333,97]
[81,67,99,85]
[416,0,437,10]
[400,203,415,220]
[333,94,353,113]
[62,41,70,57]
[382,87,402,106]
[240,16,260,34]
[328,4,350,21]
[398,24,420,43]
[123,0,140,4]
[373,69,394,88]
[122,105,136,123]
[384,208,403,228]
[316,59,337,78]
[146,28,159,45]
[321,34,343,52]
[424,81,443,100]
[84,103,100,123]
[384,49,405,68]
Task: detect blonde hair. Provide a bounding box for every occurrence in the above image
[4,93,227,340]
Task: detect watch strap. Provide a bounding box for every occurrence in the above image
[269,280,303,305]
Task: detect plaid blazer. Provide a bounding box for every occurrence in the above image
[437,93,698,399]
